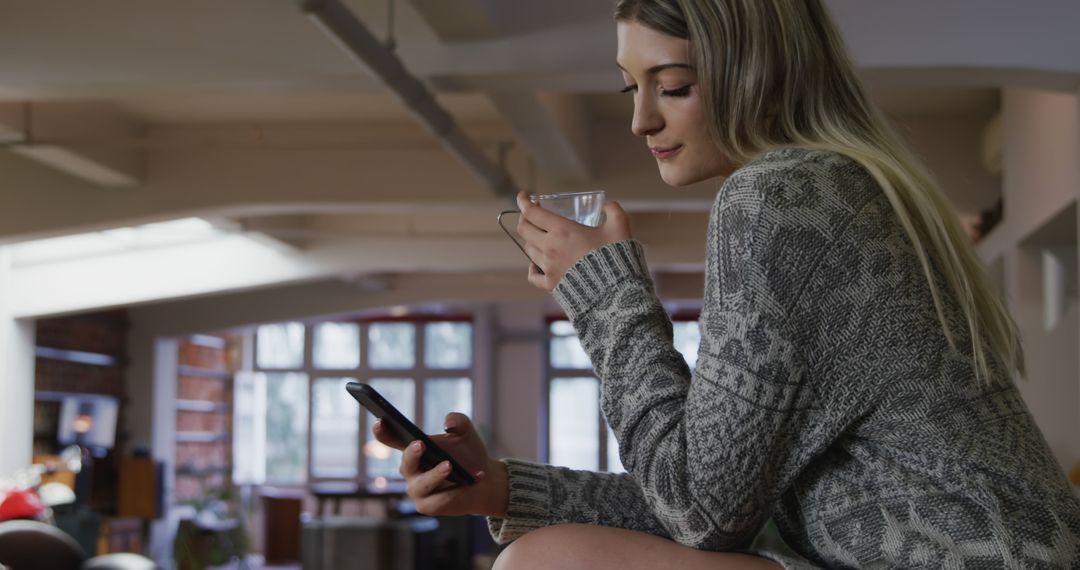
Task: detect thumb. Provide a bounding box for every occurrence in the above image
[443,412,475,436]
[602,201,632,237]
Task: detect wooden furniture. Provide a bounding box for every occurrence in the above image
[260,487,303,564]
[308,481,407,518]
[96,517,143,556]
[117,456,158,519]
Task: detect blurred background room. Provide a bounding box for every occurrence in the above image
[1,1,1079,568]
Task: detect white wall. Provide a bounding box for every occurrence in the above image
[490,302,548,461]
[995,88,1080,471]
[0,246,35,478]
[1002,89,1080,239]
[893,113,1001,214]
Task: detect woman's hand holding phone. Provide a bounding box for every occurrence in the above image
[373,412,509,518]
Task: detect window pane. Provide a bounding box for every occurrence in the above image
[550,320,575,336]
[256,322,305,369]
[314,323,360,369]
[549,377,599,470]
[607,426,625,473]
[423,378,473,435]
[549,321,591,369]
[263,372,308,483]
[424,322,472,369]
[232,371,264,484]
[672,321,701,370]
[312,377,359,478]
[364,378,415,480]
[368,323,416,369]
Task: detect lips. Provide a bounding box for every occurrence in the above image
[650,145,683,159]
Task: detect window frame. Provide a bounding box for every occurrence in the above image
[245,314,476,486]
[544,312,700,473]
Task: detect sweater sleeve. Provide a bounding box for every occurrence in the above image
[550,161,866,550]
[486,458,671,544]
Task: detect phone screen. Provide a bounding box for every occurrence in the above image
[346,382,476,486]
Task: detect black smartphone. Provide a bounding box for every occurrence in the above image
[346,381,476,486]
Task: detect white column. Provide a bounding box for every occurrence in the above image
[1075,86,1080,475]
[0,246,36,478]
[148,337,178,569]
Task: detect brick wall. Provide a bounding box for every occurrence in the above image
[35,358,125,397]
[173,336,236,504]
[33,310,129,510]
[34,310,128,396]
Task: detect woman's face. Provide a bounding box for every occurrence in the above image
[616,20,733,186]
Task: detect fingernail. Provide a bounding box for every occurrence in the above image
[439,461,451,474]
[411,440,423,452]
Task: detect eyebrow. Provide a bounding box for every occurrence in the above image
[616,62,693,75]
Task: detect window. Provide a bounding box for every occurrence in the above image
[547,317,700,472]
[234,317,475,485]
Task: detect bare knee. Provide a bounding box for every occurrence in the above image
[491,523,782,570]
[492,524,586,570]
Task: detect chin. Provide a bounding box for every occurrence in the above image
[658,165,711,188]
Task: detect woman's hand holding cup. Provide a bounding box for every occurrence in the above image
[515,191,633,291]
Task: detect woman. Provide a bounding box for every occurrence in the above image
[375,0,1080,567]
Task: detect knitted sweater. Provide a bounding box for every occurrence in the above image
[488,148,1080,567]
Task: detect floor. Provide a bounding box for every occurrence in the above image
[207,555,298,570]
[207,553,497,569]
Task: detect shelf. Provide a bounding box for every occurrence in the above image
[35,346,121,367]
[177,365,233,381]
[176,465,230,477]
[176,399,231,413]
[175,432,230,444]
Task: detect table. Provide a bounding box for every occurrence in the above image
[308,481,408,518]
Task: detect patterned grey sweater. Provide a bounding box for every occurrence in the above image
[488,148,1080,567]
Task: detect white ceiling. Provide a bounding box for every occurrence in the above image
[3,0,1065,126]
[2,0,1078,317]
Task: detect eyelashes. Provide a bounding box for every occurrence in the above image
[661,85,692,97]
[619,84,693,97]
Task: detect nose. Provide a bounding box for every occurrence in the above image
[631,94,662,137]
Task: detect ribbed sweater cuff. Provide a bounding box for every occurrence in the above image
[486,459,552,544]
[553,239,651,321]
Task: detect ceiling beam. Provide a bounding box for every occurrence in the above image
[0,101,142,187]
[409,0,499,41]
[488,92,593,186]
[299,0,517,197]
[409,0,595,186]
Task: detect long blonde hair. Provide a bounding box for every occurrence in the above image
[615,0,1023,383]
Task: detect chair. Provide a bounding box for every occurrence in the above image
[0,520,160,570]
[0,520,86,570]
[83,552,160,570]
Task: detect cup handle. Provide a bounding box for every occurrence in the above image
[497,210,545,275]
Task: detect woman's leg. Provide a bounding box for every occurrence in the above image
[492,524,783,570]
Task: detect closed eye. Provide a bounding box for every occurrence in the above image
[661,85,692,97]
[620,85,637,94]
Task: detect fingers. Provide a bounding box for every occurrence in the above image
[516,208,547,243]
[372,419,407,450]
[406,459,454,500]
[399,440,424,476]
[524,242,545,269]
[516,192,562,232]
[528,262,554,292]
